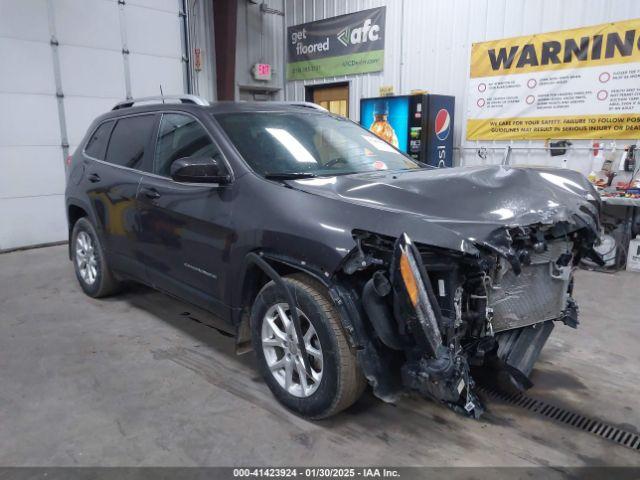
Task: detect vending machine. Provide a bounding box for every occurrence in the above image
[359,93,455,167]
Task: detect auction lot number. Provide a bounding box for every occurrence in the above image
[233,468,400,478]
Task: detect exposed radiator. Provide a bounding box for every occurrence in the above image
[489,240,571,332]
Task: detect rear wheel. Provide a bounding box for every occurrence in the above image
[71,217,120,298]
[251,274,366,419]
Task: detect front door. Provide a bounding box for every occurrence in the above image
[136,112,234,317]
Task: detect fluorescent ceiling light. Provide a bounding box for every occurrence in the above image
[266,128,317,163]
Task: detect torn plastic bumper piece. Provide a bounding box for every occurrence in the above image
[401,349,484,419]
[488,320,555,395]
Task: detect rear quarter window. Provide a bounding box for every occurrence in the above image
[84,121,114,160]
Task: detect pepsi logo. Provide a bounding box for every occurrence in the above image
[434,109,451,141]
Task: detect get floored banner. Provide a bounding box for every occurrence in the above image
[466,18,640,140]
[287,7,385,80]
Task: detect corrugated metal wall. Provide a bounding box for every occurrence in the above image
[284,0,640,172]
[236,0,286,98]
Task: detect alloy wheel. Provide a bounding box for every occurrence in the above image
[261,303,323,398]
[75,231,97,285]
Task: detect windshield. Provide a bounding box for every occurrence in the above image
[214,112,422,177]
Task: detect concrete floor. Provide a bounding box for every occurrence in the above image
[0,244,638,467]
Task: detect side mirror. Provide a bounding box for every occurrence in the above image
[170,155,230,184]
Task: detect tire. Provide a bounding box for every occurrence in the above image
[250,273,366,419]
[71,217,120,298]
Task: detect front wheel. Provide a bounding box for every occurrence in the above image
[250,274,366,419]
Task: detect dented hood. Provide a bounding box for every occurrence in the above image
[288,165,600,254]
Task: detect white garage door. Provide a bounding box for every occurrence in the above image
[0,0,186,250]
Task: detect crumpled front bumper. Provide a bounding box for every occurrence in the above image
[356,228,590,419]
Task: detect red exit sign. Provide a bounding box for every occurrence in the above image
[252,63,272,81]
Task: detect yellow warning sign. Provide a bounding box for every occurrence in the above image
[467,113,640,141]
[467,18,640,140]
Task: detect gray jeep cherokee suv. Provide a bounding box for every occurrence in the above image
[65,95,601,419]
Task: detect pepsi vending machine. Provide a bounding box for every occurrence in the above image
[359,94,455,167]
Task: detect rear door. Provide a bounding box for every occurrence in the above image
[83,113,157,278]
[136,112,235,318]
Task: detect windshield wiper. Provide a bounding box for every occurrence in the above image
[264,172,318,180]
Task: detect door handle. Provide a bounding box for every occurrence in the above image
[87,173,101,183]
[141,187,161,199]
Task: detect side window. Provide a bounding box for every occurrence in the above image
[84,121,114,160]
[104,115,156,169]
[154,113,219,177]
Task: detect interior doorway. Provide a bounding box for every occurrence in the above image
[305,82,349,117]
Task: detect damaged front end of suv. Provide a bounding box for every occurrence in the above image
[336,213,601,419]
